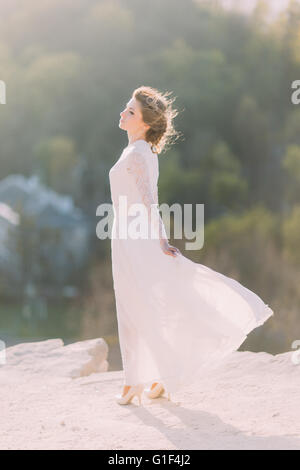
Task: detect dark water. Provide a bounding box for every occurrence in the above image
[0,300,123,371]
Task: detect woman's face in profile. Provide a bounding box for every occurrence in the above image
[119,97,148,135]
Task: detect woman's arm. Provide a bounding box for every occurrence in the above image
[126,151,180,257]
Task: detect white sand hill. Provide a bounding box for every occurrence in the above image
[0,338,299,450]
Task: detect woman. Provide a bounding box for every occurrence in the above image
[109,86,273,406]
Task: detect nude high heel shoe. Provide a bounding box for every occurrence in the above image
[144,383,171,400]
[115,384,144,406]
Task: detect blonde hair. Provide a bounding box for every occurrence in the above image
[132,85,183,155]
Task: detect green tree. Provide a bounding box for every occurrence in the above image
[34,136,78,195]
[282,144,300,204]
[202,141,249,212]
[282,204,300,265]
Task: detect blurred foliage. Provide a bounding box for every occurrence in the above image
[1,0,300,354]
[282,144,300,203]
[282,203,300,265]
[34,136,79,194]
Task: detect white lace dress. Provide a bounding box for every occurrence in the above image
[109,139,274,393]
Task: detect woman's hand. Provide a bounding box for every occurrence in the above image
[160,238,181,257]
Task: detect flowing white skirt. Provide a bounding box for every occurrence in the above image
[111,216,274,393]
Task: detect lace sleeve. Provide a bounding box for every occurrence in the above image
[126,151,168,241]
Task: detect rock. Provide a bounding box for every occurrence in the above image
[3,338,109,378]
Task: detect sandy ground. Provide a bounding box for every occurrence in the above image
[0,338,299,450]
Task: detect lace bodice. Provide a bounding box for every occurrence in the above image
[109,140,168,241]
[126,150,168,241]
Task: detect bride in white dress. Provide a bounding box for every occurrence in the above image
[110,86,274,405]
